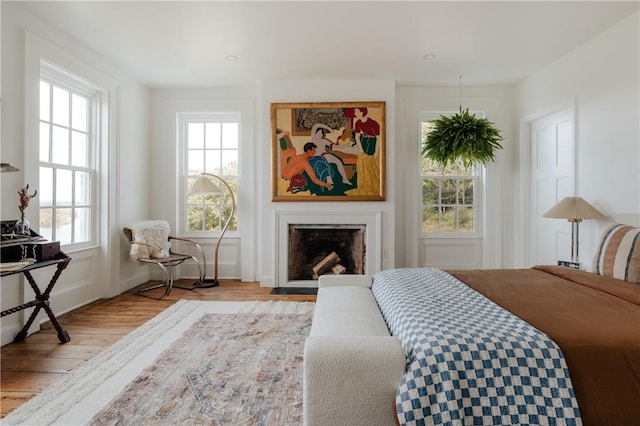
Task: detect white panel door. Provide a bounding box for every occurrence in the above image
[530,109,575,266]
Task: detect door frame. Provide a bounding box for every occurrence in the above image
[518,101,576,267]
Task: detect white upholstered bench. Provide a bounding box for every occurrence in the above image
[303,274,406,426]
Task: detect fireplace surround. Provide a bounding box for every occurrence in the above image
[275,211,382,287]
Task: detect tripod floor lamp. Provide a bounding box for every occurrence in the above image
[542,196,606,265]
[187,173,236,286]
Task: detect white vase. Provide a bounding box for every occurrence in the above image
[14,216,31,236]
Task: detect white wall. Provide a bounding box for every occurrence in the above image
[1,2,150,345]
[514,11,640,268]
[259,80,396,285]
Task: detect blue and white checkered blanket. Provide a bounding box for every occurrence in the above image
[372,268,582,425]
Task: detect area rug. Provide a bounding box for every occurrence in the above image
[2,300,315,426]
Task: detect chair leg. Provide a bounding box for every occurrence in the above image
[134,263,175,299]
[134,254,216,298]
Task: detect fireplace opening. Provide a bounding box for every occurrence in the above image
[288,225,365,281]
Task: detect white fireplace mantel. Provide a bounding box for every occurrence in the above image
[275,210,382,287]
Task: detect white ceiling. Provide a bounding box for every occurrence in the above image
[21,1,639,88]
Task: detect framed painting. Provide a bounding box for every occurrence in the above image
[271,101,386,201]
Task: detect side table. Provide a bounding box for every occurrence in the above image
[1,221,72,344]
[1,255,72,343]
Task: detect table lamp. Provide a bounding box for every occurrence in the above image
[542,196,606,264]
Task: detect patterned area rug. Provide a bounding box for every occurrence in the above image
[3,300,315,426]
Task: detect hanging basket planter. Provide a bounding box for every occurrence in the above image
[421,108,504,168]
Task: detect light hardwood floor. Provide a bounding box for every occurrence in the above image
[0,280,316,418]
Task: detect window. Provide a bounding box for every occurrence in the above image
[39,66,97,247]
[183,115,239,233]
[420,113,481,235]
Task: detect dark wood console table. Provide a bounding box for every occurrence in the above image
[1,221,71,343]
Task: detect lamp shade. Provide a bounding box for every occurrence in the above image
[188,176,223,195]
[542,196,606,221]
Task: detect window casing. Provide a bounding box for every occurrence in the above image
[419,112,483,237]
[181,113,239,234]
[39,64,98,248]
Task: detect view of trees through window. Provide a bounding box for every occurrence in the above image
[420,120,478,234]
[186,120,238,233]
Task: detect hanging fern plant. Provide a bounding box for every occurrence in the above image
[421,108,504,168]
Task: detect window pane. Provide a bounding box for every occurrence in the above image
[222,123,239,149]
[441,207,457,232]
[188,150,204,174]
[75,171,91,206]
[422,206,439,233]
[221,150,238,174]
[40,81,50,121]
[52,86,70,126]
[74,208,91,243]
[188,123,204,149]
[419,115,480,235]
[205,150,222,175]
[39,167,53,206]
[184,117,239,235]
[459,179,474,205]
[223,177,238,231]
[187,205,203,231]
[457,163,474,176]
[205,123,221,149]
[56,208,72,244]
[56,169,73,206]
[422,179,438,205]
[71,131,88,167]
[71,94,87,131]
[459,207,474,232]
[39,72,95,248]
[441,178,456,204]
[39,208,53,240]
[52,126,70,165]
[421,158,440,176]
[205,205,220,231]
[40,122,50,162]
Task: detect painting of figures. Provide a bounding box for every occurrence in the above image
[271,101,386,201]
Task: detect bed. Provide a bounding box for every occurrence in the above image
[371,224,640,425]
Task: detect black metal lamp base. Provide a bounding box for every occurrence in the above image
[198,278,220,288]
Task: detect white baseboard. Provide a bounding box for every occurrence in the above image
[119,270,150,293]
[1,322,23,347]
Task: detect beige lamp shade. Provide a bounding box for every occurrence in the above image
[542,196,606,222]
[188,176,223,195]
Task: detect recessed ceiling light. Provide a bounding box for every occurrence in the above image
[423,54,437,61]
[226,55,239,61]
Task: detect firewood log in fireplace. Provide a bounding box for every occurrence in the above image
[312,251,340,278]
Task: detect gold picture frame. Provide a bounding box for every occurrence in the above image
[271,101,386,201]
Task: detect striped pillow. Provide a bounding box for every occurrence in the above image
[592,224,640,283]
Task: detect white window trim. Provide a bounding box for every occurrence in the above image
[177,111,241,238]
[39,60,101,251]
[418,110,485,239]
[25,29,119,297]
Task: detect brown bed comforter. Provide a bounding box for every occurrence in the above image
[447,266,640,426]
